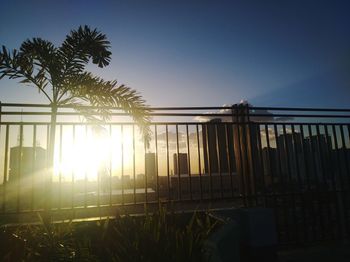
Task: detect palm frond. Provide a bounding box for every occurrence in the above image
[0,45,52,101]
[59,25,111,75]
[63,72,152,144]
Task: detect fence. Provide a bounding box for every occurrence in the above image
[0,102,349,244]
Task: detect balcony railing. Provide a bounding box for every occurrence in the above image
[0,102,350,243]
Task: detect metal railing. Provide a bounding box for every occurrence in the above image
[0,102,350,244]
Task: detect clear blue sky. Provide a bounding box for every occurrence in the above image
[1,0,350,108]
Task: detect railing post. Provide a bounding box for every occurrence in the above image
[232,103,259,207]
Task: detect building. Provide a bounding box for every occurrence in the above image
[173,153,188,175]
[145,153,157,186]
[202,118,236,174]
[9,146,47,182]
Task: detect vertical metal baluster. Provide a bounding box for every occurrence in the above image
[71,125,75,209]
[224,124,234,198]
[324,125,341,239]
[256,125,266,205]
[133,125,136,204]
[204,124,213,200]
[155,125,160,202]
[46,124,51,211]
[109,125,112,207]
[59,125,63,209]
[316,125,329,239]
[236,122,247,207]
[215,124,223,199]
[248,121,258,205]
[274,124,289,242]
[144,131,148,204]
[2,125,9,212]
[291,124,306,242]
[175,124,181,200]
[166,125,171,200]
[121,125,124,205]
[264,124,274,191]
[282,124,298,243]
[31,125,36,211]
[331,125,347,240]
[299,125,315,241]
[308,124,325,241]
[84,125,87,208]
[97,125,101,208]
[17,124,23,212]
[339,125,350,235]
[196,125,203,200]
[340,125,350,188]
[186,124,192,200]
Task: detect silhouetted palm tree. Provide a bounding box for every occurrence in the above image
[0,26,151,169]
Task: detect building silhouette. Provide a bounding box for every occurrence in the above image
[202,118,236,174]
[145,153,157,186]
[173,153,188,175]
[9,146,47,182]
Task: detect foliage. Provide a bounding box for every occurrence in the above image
[99,206,221,262]
[0,208,222,261]
[0,25,151,142]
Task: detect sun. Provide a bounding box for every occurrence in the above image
[53,125,111,182]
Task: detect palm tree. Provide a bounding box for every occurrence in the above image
[0,25,151,171]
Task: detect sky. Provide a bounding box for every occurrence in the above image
[1,0,350,108]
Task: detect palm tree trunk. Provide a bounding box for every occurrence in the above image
[45,104,57,214]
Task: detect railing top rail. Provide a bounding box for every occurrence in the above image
[1,102,350,112]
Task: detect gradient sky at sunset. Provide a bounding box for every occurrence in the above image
[1,0,350,108]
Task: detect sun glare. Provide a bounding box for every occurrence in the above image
[54,126,111,181]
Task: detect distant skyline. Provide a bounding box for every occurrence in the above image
[1,0,350,108]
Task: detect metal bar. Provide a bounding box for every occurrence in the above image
[274,124,290,242]
[196,124,203,200]
[166,125,171,200]
[175,124,181,200]
[2,125,9,212]
[315,125,330,240]
[84,126,88,208]
[265,124,280,241]
[109,125,112,207]
[155,125,160,202]
[144,133,148,204]
[291,124,307,242]
[46,124,51,210]
[306,125,318,241]
[121,125,124,205]
[256,125,266,206]
[59,125,63,209]
[224,124,234,198]
[324,125,341,239]
[3,110,350,118]
[339,125,350,235]
[215,124,223,199]
[340,125,350,188]
[133,125,136,204]
[236,122,247,206]
[71,125,75,209]
[204,124,213,200]
[282,124,298,242]
[248,122,258,205]
[185,125,192,200]
[2,102,350,112]
[31,125,37,211]
[17,124,23,212]
[331,125,348,239]
[3,121,350,126]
